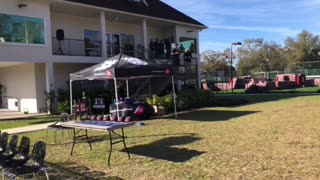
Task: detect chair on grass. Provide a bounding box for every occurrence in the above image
[46,113,73,144]
[0,135,18,161]
[0,136,30,170]
[4,141,49,180]
[0,132,9,153]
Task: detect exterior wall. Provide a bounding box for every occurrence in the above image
[175,25,199,40]
[0,64,38,113]
[0,0,52,63]
[107,21,143,47]
[51,11,100,40]
[147,26,174,44]
[53,63,94,91]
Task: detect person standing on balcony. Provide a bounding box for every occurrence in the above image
[183,49,192,73]
[171,43,181,74]
[158,40,165,58]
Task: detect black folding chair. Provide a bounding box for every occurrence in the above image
[0,135,18,161]
[0,132,9,153]
[4,141,49,180]
[46,113,73,144]
[0,136,30,170]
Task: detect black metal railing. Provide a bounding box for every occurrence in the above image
[52,38,102,57]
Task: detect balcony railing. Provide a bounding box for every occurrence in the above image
[52,38,102,57]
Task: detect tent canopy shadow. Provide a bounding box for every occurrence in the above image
[123,135,204,162]
[169,109,259,122]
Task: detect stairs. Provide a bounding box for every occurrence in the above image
[133,77,172,98]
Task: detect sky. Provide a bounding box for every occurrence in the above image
[161,0,320,53]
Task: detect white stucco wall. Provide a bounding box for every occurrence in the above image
[175,25,199,40]
[147,26,174,44]
[0,0,52,63]
[0,63,38,113]
[51,11,100,40]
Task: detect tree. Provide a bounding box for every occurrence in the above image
[200,50,231,76]
[237,39,286,76]
[284,30,320,63]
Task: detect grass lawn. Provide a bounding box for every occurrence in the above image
[214,93,318,105]
[2,95,320,179]
[270,86,320,93]
[0,116,58,130]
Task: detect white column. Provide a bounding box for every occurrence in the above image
[100,11,107,58]
[45,62,55,92]
[196,31,201,89]
[142,19,148,58]
[174,25,179,43]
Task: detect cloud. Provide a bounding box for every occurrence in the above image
[209,25,300,36]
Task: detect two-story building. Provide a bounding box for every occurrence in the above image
[0,0,206,113]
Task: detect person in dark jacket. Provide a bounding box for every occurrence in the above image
[171,43,180,74]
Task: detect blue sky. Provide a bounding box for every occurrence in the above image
[162,0,320,53]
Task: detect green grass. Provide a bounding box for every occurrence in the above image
[214,93,317,105]
[0,116,58,130]
[2,96,320,179]
[270,86,320,93]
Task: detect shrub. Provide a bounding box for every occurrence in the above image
[147,90,215,113]
[58,100,70,113]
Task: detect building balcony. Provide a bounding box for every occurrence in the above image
[52,38,102,57]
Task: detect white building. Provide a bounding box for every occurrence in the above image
[0,0,207,113]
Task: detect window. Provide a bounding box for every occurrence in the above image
[0,13,45,44]
[106,33,134,57]
[84,30,101,57]
[179,37,197,54]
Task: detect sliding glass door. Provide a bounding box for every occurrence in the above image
[107,33,134,57]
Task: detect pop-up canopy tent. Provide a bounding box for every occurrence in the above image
[69,54,177,119]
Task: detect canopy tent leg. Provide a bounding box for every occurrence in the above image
[114,78,120,120]
[172,76,177,119]
[70,80,73,114]
[126,80,129,98]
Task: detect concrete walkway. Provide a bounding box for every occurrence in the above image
[3,122,55,134]
[0,109,47,120]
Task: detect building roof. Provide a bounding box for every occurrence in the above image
[64,0,206,28]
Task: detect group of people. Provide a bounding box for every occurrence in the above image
[171,43,193,74]
[149,38,172,59]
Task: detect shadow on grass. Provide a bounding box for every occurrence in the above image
[168,109,259,122]
[47,161,122,180]
[215,93,318,107]
[123,135,204,162]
